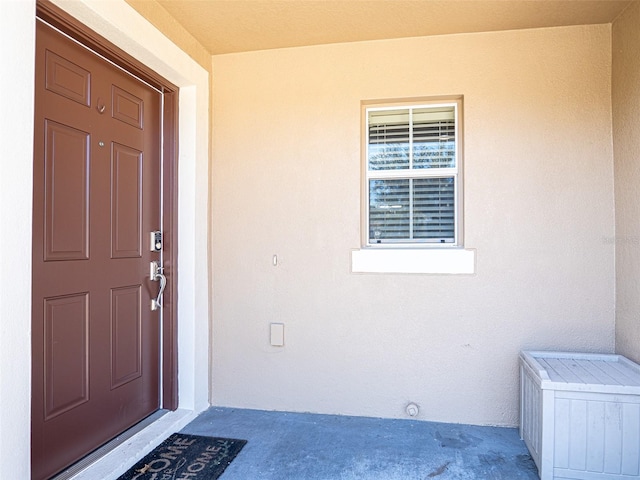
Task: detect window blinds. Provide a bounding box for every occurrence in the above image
[368,178,455,243]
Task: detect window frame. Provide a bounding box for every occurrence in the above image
[361,96,464,248]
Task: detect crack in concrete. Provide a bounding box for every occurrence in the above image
[427,461,451,477]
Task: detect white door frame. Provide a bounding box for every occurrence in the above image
[0,1,210,478]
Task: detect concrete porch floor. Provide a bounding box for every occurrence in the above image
[179,407,540,479]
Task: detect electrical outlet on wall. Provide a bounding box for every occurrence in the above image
[270,323,284,346]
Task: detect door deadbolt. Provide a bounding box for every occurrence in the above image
[150,231,162,252]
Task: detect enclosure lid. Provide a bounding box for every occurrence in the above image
[520,351,640,394]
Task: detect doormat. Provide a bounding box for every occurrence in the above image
[117,433,247,480]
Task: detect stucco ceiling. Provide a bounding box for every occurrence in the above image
[155,0,634,55]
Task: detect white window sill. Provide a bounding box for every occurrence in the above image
[351,248,476,274]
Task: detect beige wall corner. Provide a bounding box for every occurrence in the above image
[125,0,211,73]
[613,0,640,364]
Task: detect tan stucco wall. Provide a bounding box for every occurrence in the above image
[210,25,616,426]
[613,1,640,364]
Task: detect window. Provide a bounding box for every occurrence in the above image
[364,98,462,247]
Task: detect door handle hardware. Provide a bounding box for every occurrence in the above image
[150,231,162,252]
[150,261,166,311]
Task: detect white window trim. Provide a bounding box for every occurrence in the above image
[363,97,464,248]
[355,96,474,275]
[351,248,476,274]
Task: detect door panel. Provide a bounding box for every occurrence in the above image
[112,85,144,129]
[43,293,90,420]
[44,49,91,106]
[32,20,162,480]
[111,143,143,258]
[43,120,90,261]
[110,285,143,388]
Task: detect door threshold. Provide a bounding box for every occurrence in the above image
[51,408,199,480]
[52,410,167,480]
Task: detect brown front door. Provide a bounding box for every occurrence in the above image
[32,20,162,479]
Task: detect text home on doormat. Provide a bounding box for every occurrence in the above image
[117,433,247,480]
